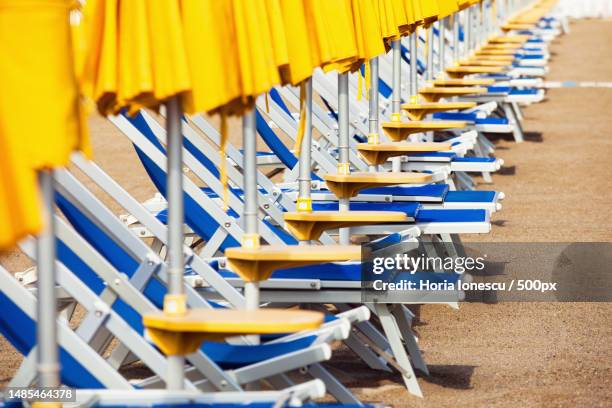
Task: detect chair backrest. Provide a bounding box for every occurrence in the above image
[122,112,298,248]
[56,194,166,326]
[0,269,106,388]
[124,112,242,250]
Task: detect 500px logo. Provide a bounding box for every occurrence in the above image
[371,253,486,275]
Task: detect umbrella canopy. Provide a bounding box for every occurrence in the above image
[457,0,482,11]
[437,0,461,20]
[0,138,41,250]
[349,0,387,71]
[438,0,459,20]
[317,0,359,73]
[378,0,419,42]
[277,0,317,85]
[83,0,286,117]
[420,0,441,26]
[0,0,90,249]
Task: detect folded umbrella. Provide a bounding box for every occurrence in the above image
[277,0,317,85]
[0,0,90,249]
[438,0,461,20]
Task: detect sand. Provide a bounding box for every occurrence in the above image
[1,19,611,408]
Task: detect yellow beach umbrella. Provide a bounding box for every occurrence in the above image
[277,0,318,85]
[457,0,481,10]
[1,0,90,168]
[353,0,386,60]
[0,140,41,250]
[437,0,460,20]
[420,0,441,27]
[391,0,412,35]
[0,0,90,249]
[350,0,386,72]
[377,0,399,41]
[234,0,281,99]
[411,0,424,26]
[319,0,359,73]
[349,0,386,98]
[84,0,286,117]
[83,0,191,115]
[180,0,242,115]
[265,0,290,73]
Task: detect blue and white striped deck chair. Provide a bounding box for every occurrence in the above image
[110,110,478,397]
[263,87,505,187]
[0,239,338,405]
[47,166,367,405]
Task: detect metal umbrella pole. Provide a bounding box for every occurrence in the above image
[164,95,187,390]
[476,3,482,48]
[409,34,418,99]
[453,12,461,63]
[36,169,60,390]
[297,78,314,220]
[391,39,402,121]
[427,27,435,81]
[468,6,475,57]
[487,0,494,35]
[438,18,447,77]
[242,108,260,311]
[464,7,472,59]
[368,58,380,154]
[390,39,403,172]
[337,72,351,245]
[408,33,425,140]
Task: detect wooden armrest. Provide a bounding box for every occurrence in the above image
[459,59,512,67]
[401,101,477,120]
[324,172,432,199]
[284,211,407,240]
[357,142,451,165]
[476,49,517,56]
[481,43,523,50]
[502,23,535,31]
[489,35,530,44]
[446,66,505,79]
[419,86,487,102]
[225,245,361,281]
[143,309,324,355]
[382,120,467,140]
[430,79,495,87]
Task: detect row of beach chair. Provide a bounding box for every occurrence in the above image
[1,0,566,406]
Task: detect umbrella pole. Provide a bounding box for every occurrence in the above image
[391,39,402,172]
[338,73,350,245]
[297,78,314,223]
[439,18,447,78]
[453,12,461,63]
[410,34,418,99]
[164,95,186,390]
[36,169,60,390]
[475,4,481,49]
[427,28,435,81]
[391,39,402,118]
[368,57,380,170]
[465,6,473,58]
[242,109,261,317]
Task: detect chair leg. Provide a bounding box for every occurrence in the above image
[390,305,429,376]
[473,142,493,183]
[511,102,524,121]
[308,363,363,405]
[374,303,423,397]
[344,333,393,372]
[266,373,295,389]
[503,103,524,143]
